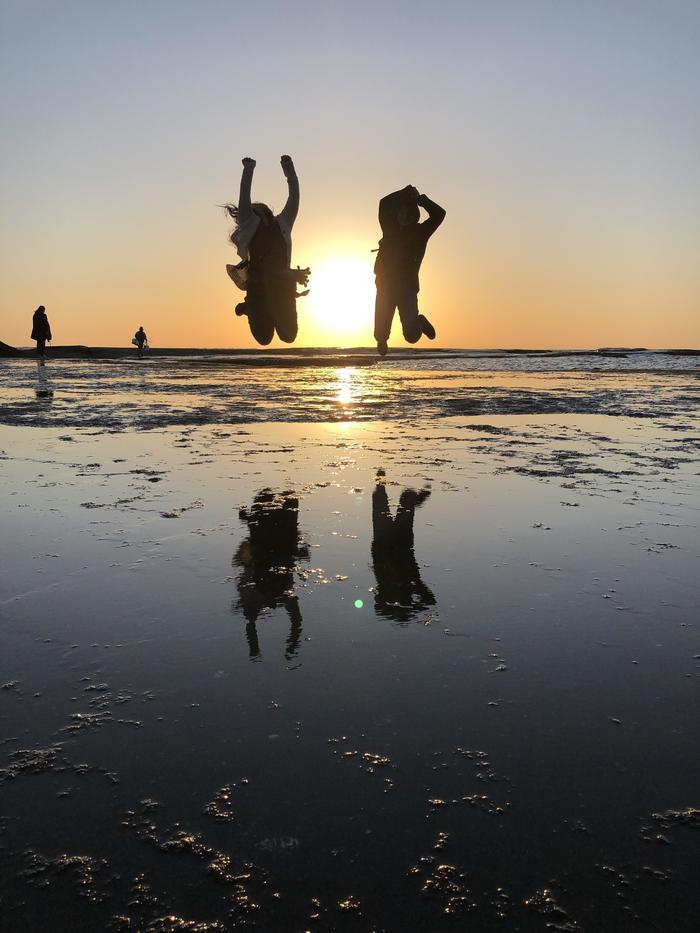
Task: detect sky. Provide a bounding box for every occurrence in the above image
[1,0,699,349]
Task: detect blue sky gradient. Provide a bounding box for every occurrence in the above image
[2,0,698,347]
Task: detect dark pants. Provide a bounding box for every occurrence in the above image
[374,281,421,343]
[269,283,298,344]
[246,277,298,346]
[36,338,46,356]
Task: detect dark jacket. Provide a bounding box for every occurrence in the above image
[248,217,289,281]
[374,187,446,291]
[31,311,51,341]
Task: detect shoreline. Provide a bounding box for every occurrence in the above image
[2,342,699,361]
[2,364,698,430]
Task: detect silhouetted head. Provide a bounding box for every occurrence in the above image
[397,203,420,227]
[36,305,46,314]
[138,326,144,332]
[252,203,274,225]
[225,201,274,245]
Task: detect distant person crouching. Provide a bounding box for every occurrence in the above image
[133,326,148,358]
[31,305,52,363]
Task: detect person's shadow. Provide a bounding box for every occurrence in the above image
[371,472,436,621]
[233,489,309,660]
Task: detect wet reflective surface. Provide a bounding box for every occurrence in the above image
[234,490,309,662]
[371,479,436,621]
[1,384,699,929]
[0,353,698,428]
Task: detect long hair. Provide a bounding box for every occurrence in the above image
[252,202,274,224]
[224,202,274,245]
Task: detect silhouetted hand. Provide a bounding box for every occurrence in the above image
[405,185,419,199]
[294,266,310,286]
[242,157,256,169]
[398,487,431,510]
[281,155,295,176]
[415,487,431,507]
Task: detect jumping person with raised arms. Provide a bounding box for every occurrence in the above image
[373,185,446,356]
[225,155,310,345]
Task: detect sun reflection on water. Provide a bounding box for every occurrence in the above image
[335,366,358,414]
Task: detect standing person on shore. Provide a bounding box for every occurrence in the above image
[133,326,148,358]
[225,155,310,345]
[373,185,446,356]
[31,305,52,363]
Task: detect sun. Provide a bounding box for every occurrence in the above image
[302,254,375,346]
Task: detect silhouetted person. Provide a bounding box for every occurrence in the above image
[133,326,148,358]
[371,472,436,621]
[31,305,51,363]
[225,156,310,346]
[373,185,446,356]
[233,489,310,660]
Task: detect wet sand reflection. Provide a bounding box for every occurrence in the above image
[233,489,309,660]
[371,471,436,621]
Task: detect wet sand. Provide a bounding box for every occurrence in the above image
[1,357,699,431]
[1,402,699,931]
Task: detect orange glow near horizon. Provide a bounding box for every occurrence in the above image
[2,5,700,351]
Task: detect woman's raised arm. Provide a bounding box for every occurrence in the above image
[237,157,256,225]
[279,154,299,229]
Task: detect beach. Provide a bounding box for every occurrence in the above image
[1,352,699,931]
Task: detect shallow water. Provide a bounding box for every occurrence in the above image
[1,402,699,930]
[1,353,698,429]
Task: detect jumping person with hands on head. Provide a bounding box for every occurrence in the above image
[225,155,310,345]
[373,184,446,356]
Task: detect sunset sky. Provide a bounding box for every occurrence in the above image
[1,0,699,349]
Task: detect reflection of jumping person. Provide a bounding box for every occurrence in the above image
[373,185,446,356]
[133,326,148,358]
[371,472,435,621]
[233,489,310,661]
[31,305,52,363]
[225,156,310,346]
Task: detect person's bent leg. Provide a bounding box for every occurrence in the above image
[284,597,303,660]
[248,313,275,345]
[246,281,275,346]
[245,619,261,659]
[273,296,298,344]
[397,289,422,344]
[275,321,298,343]
[417,314,436,340]
[374,283,396,355]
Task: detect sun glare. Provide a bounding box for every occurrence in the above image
[305,255,375,346]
